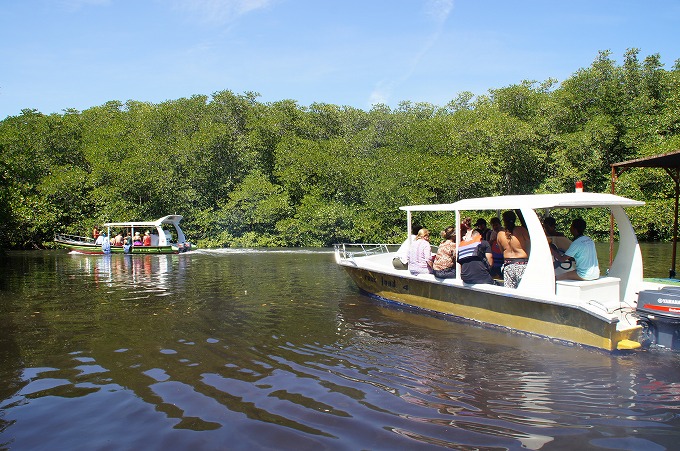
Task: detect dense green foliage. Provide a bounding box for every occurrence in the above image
[1,49,679,249]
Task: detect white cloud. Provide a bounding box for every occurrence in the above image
[171,0,273,24]
[58,0,110,10]
[368,81,391,106]
[368,0,455,107]
[425,0,454,24]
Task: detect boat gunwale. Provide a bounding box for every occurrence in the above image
[336,256,624,325]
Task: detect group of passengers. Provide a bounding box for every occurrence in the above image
[393,211,599,288]
[93,227,153,247]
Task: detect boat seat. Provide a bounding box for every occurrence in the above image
[555,276,621,305]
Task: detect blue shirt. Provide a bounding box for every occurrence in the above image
[565,235,600,280]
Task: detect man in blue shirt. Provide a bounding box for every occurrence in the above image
[553,218,600,281]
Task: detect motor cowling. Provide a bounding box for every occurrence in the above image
[636,286,680,349]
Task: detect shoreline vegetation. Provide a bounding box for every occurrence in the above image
[1,49,679,250]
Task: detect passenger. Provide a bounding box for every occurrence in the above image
[93,226,100,240]
[408,228,434,275]
[460,217,473,241]
[488,217,504,279]
[457,229,494,284]
[475,218,492,242]
[133,232,143,246]
[489,217,504,241]
[94,232,105,245]
[544,216,571,253]
[101,233,111,254]
[543,217,564,237]
[114,232,124,246]
[143,231,151,246]
[497,210,530,289]
[432,226,457,279]
[393,223,422,270]
[554,218,600,281]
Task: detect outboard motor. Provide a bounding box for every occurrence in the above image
[636,286,680,349]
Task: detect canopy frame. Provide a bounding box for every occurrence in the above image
[611,149,680,278]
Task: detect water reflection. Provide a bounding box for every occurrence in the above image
[62,253,182,297]
[2,249,680,450]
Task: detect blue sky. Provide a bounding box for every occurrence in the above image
[1,0,678,119]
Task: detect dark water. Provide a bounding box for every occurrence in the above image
[1,245,680,450]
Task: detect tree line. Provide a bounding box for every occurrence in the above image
[1,49,679,250]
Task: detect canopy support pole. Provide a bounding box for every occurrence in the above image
[610,166,630,266]
[664,167,679,278]
[611,150,680,280]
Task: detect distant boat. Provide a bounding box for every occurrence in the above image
[335,191,678,352]
[55,215,193,254]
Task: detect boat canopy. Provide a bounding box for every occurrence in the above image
[103,215,186,246]
[103,215,184,229]
[400,192,644,213]
[398,191,645,302]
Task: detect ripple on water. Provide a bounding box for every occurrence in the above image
[3,250,680,450]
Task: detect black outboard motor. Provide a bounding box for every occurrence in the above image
[636,286,680,349]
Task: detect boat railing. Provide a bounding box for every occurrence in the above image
[54,233,95,245]
[334,243,399,260]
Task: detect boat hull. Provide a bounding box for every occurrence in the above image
[55,241,178,254]
[341,264,641,351]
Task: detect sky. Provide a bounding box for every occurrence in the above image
[1,0,678,119]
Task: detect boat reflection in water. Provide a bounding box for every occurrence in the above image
[63,252,186,297]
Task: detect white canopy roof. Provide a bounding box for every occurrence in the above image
[400,192,644,212]
[103,215,183,228]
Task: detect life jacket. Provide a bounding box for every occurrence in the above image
[457,235,483,263]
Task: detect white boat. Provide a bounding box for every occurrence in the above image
[334,192,676,352]
[55,215,193,254]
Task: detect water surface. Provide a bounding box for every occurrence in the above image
[1,246,680,450]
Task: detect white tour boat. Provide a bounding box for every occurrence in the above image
[55,215,193,254]
[335,192,678,352]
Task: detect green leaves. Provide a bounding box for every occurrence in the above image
[1,49,679,248]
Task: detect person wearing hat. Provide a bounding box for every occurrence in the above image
[142,230,151,246]
[475,218,492,242]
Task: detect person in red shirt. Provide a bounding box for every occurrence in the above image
[142,231,152,246]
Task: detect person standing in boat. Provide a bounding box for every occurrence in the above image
[553,218,600,281]
[497,210,530,289]
[488,217,504,279]
[457,229,494,284]
[408,228,434,275]
[432,226,457,279]
[475,218,492,242]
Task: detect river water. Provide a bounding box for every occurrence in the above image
[1,244,680,450]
